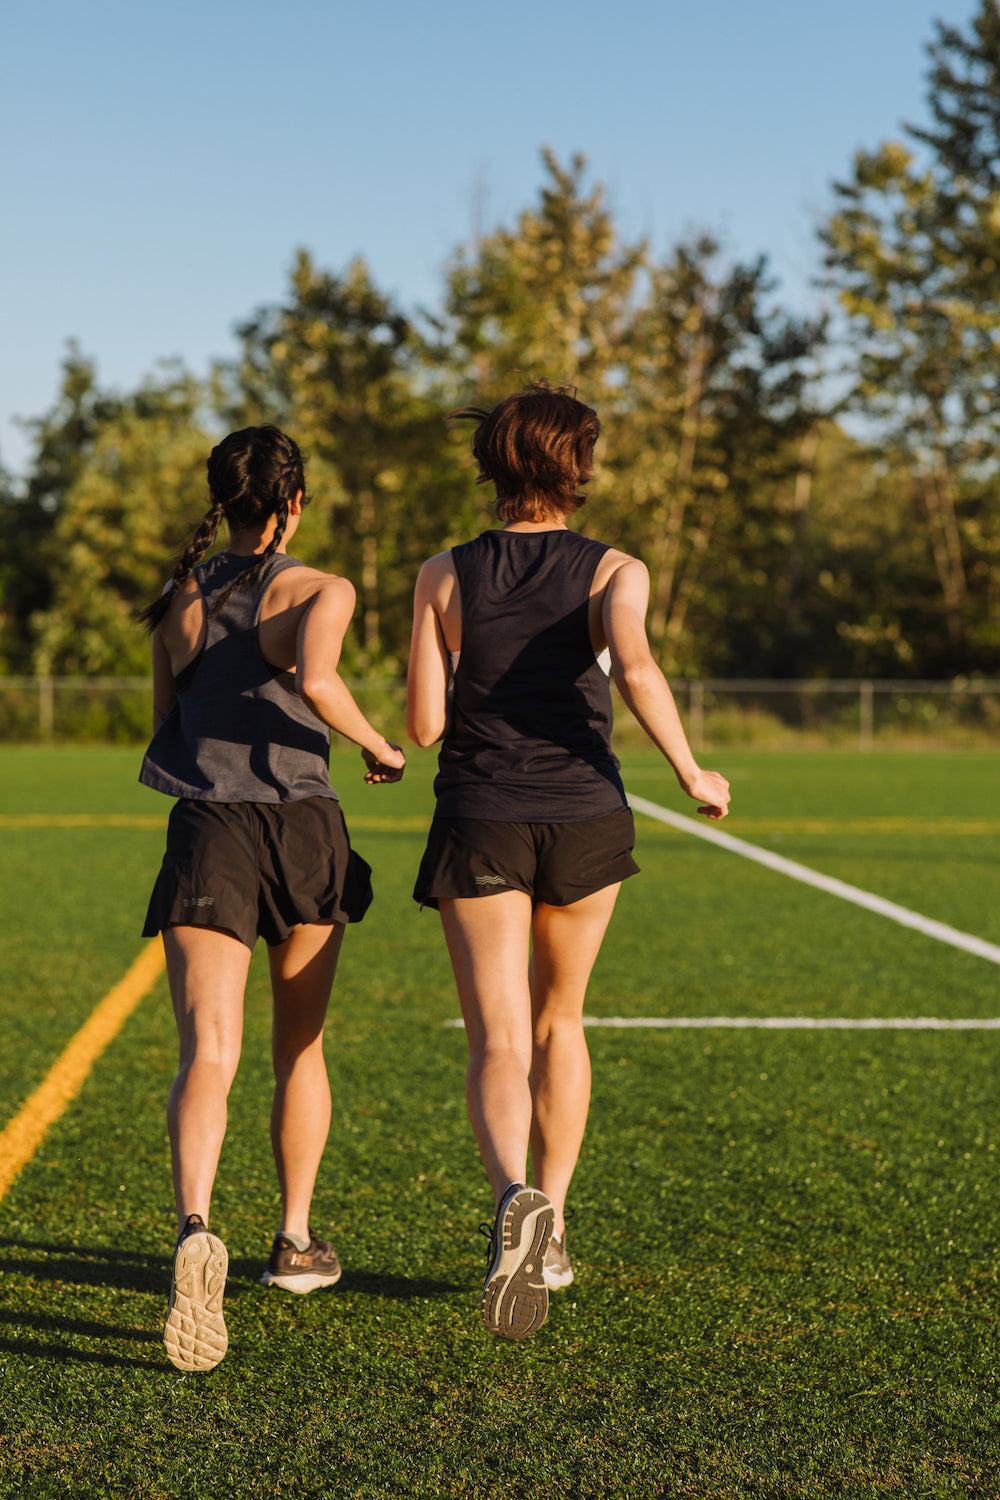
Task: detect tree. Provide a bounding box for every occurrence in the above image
[598,239,823,674]
[439,155,823,676]
[438,149,644,405]
[0,346,122,671]
[820,0,1000,671]
[225,251,471,670]
[28,369,210,675]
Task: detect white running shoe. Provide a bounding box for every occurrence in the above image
[480,1184,555,1340]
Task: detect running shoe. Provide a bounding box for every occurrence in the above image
[481,1183,554,1340]
[163,1214,228,1373]
[543,1231,574,1290]
[260,1231,342,1293]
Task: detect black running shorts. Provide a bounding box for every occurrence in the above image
[413,807,639,909]
[143,797,373,949]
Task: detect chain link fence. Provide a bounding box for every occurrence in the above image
[1,675,998,749]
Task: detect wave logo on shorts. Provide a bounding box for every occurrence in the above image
[182,896,216,907]
[474,874,507,887]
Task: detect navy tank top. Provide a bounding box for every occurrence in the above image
[139,552,337,804]
[433,530,627,821]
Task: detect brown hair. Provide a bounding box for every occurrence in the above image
[139,425,307,631]
[452,382,600,522]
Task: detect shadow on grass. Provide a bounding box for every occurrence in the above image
[334,1267,462,1299]
[0,1238,463,1302]
[0,1237,167,1294]
[0,1336,164,1371]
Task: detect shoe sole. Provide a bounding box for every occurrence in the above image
[260,1267,342,1294]
[164,1231,228,1372]
[481,1187,554,1340]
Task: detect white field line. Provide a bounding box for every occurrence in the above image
[443,1016,1000,1029]
[580,1016,1000,1030]
[628,794,1000,968]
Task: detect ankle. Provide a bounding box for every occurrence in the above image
[277,1227,311,1252]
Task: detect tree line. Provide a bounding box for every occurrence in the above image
[1,3,998,684]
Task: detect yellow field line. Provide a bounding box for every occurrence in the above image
[0,938,165,1204]
[0,814,167,828]
[5,813,996,836]
[0,812,431,831]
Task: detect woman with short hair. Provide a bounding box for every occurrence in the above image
[407,384,729,1340]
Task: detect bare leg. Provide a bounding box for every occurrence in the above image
[439,891,534,1203]
[529,884,621,1236]
[268,922,344,1241]
[164,925,251,1234]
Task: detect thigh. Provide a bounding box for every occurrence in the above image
[163,924,252,1066]
[268,922,345,1052]
[529,883,621,1024]
[439,890,534,1053]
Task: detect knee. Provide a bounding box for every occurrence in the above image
[176,1029,242,1085]
[469,1038,532,1077]
[532,1012,585,1050]
[272,1029,325,1082]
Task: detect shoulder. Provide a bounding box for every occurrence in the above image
[593,546,647,590]
[159,573,202,626]
[415,548,458,593]
[267,558,354,604]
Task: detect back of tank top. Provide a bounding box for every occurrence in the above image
[139,552,337,803]
[433,530,627,821]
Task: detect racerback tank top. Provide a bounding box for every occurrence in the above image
[139,552,337,804]
[433,530,627,821]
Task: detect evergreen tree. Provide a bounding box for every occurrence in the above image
[29,369,209,675]
[438,149,643,404]
[0,347,121,671]
[821,0,1000,670]
[225,250,470,669]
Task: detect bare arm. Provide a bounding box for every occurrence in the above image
[406,554,456,747]
[151,576,206,731]
[603,558,730,819]
[151,628,176,732]
[296,578,405,781]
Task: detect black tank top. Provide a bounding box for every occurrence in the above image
[433,530,627,821]
[139,552,337,804]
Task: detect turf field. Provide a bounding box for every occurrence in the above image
[1,744,999,1498]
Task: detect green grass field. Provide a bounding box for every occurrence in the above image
[1,745,999,1498]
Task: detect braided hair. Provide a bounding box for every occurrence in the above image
[140,426,308,632]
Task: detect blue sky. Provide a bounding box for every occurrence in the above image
[0,0,979,474]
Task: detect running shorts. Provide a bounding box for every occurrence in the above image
[413,807,639,909]
[143,796,373,949]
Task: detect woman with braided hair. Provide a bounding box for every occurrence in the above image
[139,425,405,1373]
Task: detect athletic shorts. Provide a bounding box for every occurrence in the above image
[412,807,639,909]
[143,796,373,950]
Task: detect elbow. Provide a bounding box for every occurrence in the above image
[407,712,444,748]
[616,658,664,701]
[298,667,333,711]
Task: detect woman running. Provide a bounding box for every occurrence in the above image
[139,424,405,1373]
[407,384,729,1340]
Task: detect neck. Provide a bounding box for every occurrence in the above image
[502,519,568,533]
[227,521,285,556]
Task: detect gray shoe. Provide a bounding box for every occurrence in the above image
[164,1214,228,1373]
[261,1231,342,1293]
[543,1231,574,1290]
[480,1184,554,1340]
